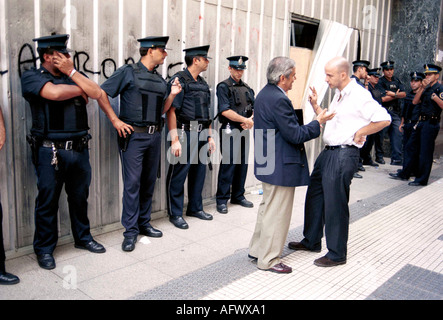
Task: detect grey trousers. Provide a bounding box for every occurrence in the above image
[249,182,295,270]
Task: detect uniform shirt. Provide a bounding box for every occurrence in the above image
[21,67,89,139]
[216,76,255,124]
[168,68,211,121]
[419,81,443,118]
[368,82,385,105]
[101,61,168,124]
[376,76,405,112]
[402,90,421,122]
[168,68,209,110]
[351,75,365,87]
[323,79,391,148]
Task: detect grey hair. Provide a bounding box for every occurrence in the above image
[266,56,296,85]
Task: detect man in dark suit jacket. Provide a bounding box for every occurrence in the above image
[249,56,334,274]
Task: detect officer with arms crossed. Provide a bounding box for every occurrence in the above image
[215,56,255,214]
[377,61,406,165]
[21,34,128,269]
[99,36,182,252]
[166,45,216,229]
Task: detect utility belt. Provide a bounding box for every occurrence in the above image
[177,120,211,132]
[325,145,358,150]
[418,115,440,122]
[132,124,161,134]
[27,134,91,170]
[41,135,91,151]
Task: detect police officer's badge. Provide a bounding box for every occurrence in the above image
[238,57,243,66]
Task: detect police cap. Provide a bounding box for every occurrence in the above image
[368,68,381,77]
[227,56,248,70]
[423,63,442,74]
[380,61,395,70]
[352,60,370,69]
[33,34,71,54]
[410,72,425,81]
[183,45,211,59]
[137,36,169,49]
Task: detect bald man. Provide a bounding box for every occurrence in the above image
[289,57,391,267]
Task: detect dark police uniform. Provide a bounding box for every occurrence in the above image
[21,35,99,260]
[166,45,213,228]
[360,68,386,165]
[351,60,370,176]
[215,56,255,212]
[402,64,443,186]
[100,37,169,247]
[400,72,424,176]
[376,61,405,165]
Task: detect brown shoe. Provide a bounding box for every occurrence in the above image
[288,242,321,252]
[264,263,292,274]
[314,256,346,267]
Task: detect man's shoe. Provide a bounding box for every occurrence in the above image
[314,256,346,267]
[139,225,163,238]
[122,236,137,252]
[408,181,425,187]
[231,199,254,208]
[186,210,213,220]
[390,160,402,166]
[216,203,228,214]
[169,216,189,229]
[37,253,56,270]
[288,242,321,252]
[358,165,365,172]
[75,240,106,253]
[353,173,363,179]
[363,160,379,167]
[264,263,292,274]
[0,272,20,285]
[375,158,385,164]
[389,172,407,180]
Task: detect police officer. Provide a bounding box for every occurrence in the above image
[351,60,370,177]
[0,106,19,284]
[215,56,255,214]
[166,45,216,229]
[389,72,424,181]
[403,64,443,186]
[99,36,182,251]
[360,68,385,166]
[376,61,406,165]
[21,34,121,269]
[351,60,370,87]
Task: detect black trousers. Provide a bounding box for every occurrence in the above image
[216,127,250,205]
[301,146,359,261]
[0,201,6,272]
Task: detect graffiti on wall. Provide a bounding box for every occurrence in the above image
[6,43,184,80]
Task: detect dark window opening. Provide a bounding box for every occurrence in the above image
[290,17,319,49]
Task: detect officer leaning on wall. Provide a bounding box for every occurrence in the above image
[166,45,216,230]
[215,56,255,214]
[20,34,128,270]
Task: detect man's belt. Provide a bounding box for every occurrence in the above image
[419,115,440,122]
[325,145,358,150]
[178,121,211,132]
[132,124,160,134]
[42,137,89,151]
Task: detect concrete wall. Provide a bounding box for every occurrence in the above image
[0,0,394,257]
